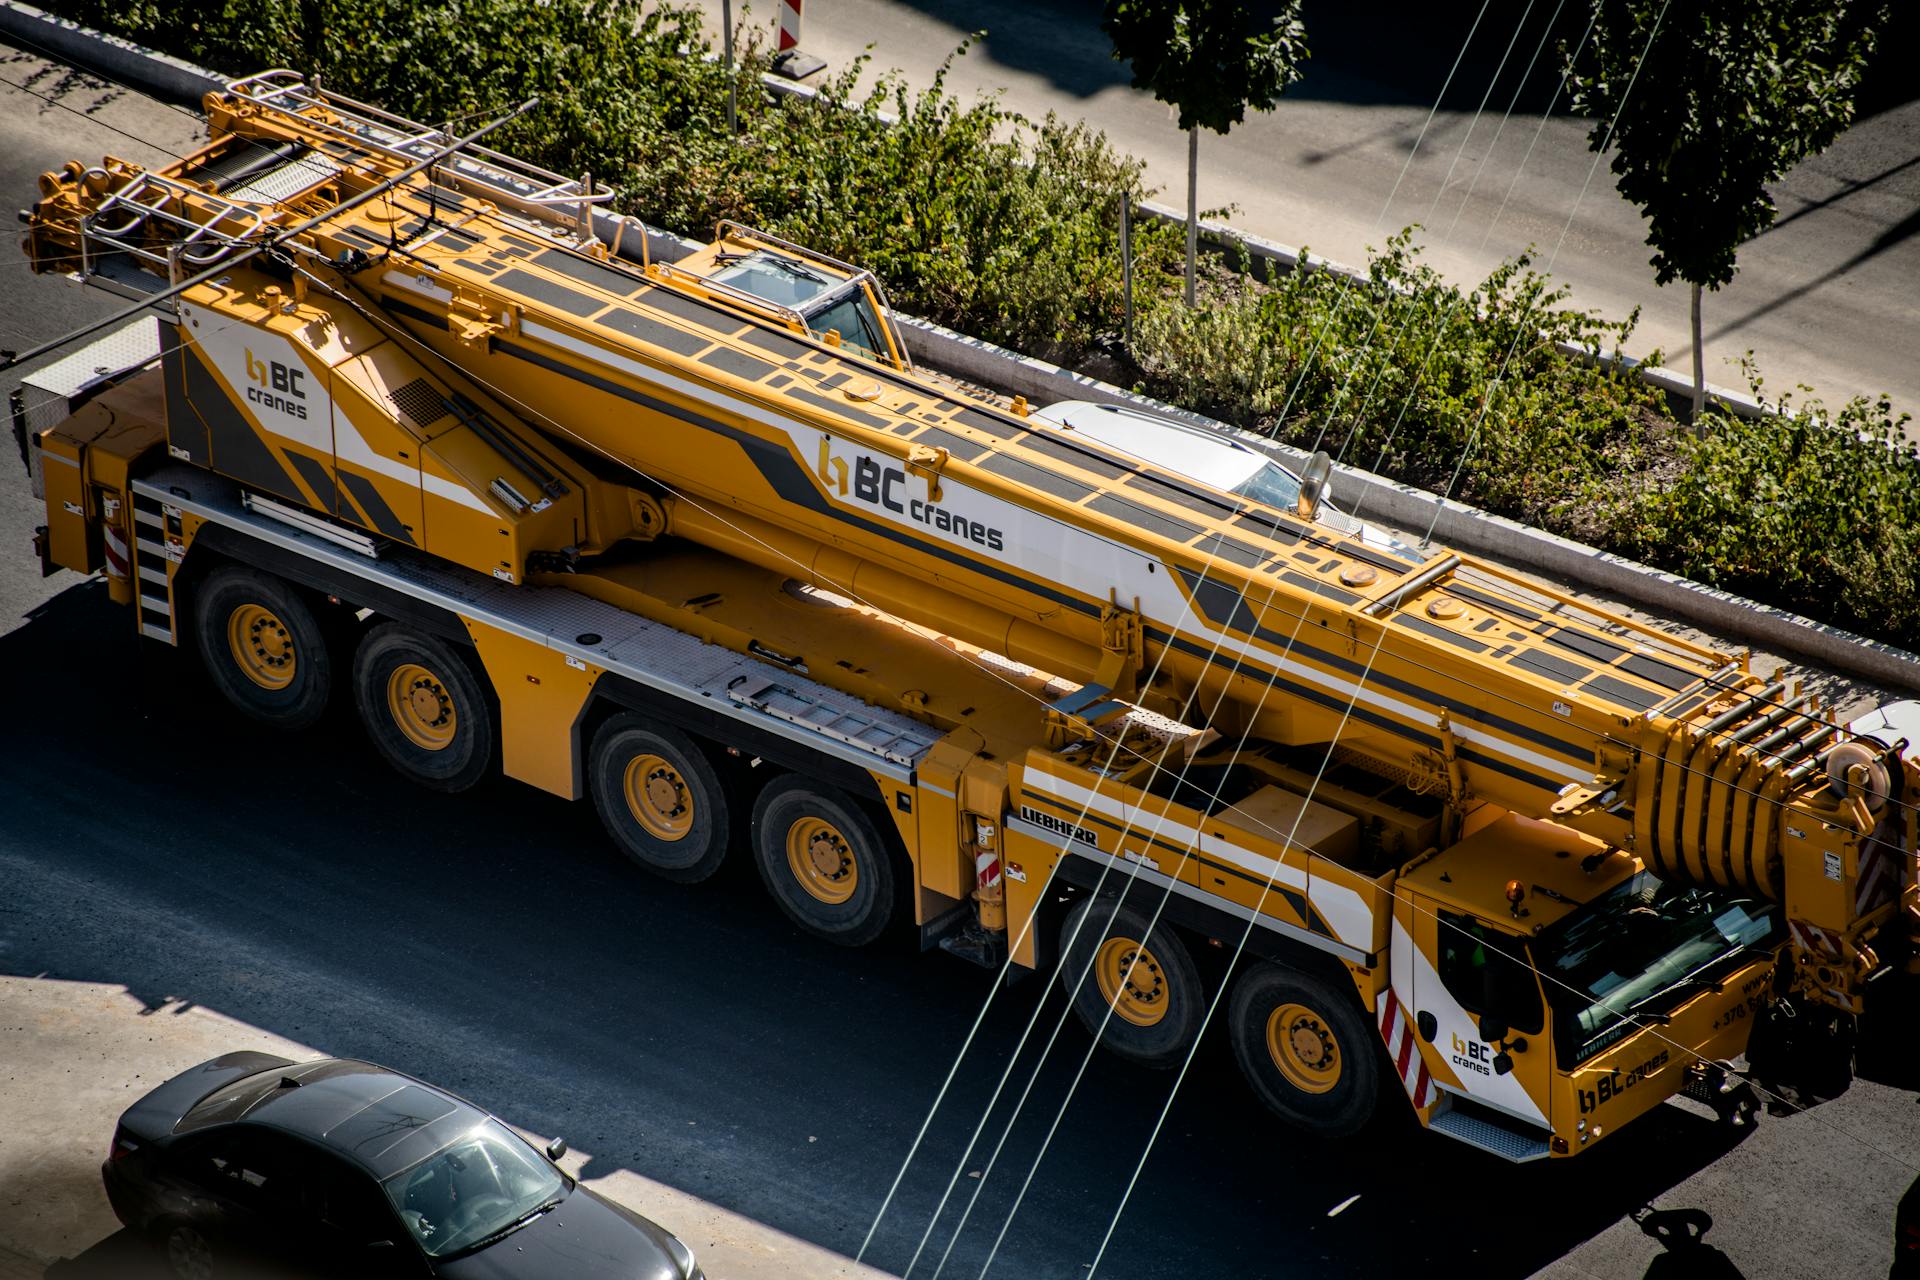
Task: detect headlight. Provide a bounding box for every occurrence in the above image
[665,1232,703,1280]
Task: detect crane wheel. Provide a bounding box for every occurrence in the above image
[352,623,493,793]
[1059,896,1203,1070]
[751,776,894,946]
[1229,962,1378,1138]
[590,716,731,884]
[193,565,332,731]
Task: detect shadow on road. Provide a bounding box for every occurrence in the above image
[1634,1206,1745,1280]
[880,0,1918,131]
[1707,203,1920,349]
[887,0,1588,111]
[43,1231,166,1280]
[0,578,1754,1278]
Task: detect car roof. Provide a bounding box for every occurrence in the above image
[201,1059,490,1182]
[1031,401,1276,491]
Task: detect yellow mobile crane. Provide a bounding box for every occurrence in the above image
[16,73,1919,1159]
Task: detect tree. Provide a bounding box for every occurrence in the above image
[1103,1,1309,306]
[1565,0,1885,419]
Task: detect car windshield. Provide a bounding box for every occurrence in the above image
[383,1120,564,1257]
[1532,871,1779,1065]
[1228,462,1302,512]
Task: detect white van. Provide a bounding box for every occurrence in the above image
[1029,400,1425,564]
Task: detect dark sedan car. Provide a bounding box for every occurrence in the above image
[103,1052,704,1280]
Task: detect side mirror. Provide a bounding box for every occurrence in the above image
[1493,1052,1515,1077]
[546,1138,568,1162]
[1478,1015,1510,1043]
[1295,451,1333,522]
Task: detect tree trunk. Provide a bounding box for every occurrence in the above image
[1691,281,1706,426]
[1185,126,1198,308]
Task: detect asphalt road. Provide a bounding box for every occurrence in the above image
[2,48,1918,1280]
[694,0,1920,417]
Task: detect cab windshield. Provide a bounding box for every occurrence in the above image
[708,251,889,361]
[1532,871,1779,1066]
[708,250,834,309]
[383,1120,565,1257]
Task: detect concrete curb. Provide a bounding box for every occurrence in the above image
[0,1,222,104]
[10,7,1917,691]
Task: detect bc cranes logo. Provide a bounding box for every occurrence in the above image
[1577,1048,1668,1114]
[1449,1032,1493,1078]
[243,348,310,421]
[816,438,1005,552]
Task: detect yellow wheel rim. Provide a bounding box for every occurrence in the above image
[1266,1002,1342,1094]
[385,662,457,751]
[786,815,857,905]
[1094,936,1169,1027]
[624,754,694,840]
[226,603,297,691]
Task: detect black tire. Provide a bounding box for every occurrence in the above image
[1229,961,1379,1138]
[751,776,895,946]
[590,715,731,883]
[352,623,493,792]
[192,565,331,730]
[1059,896,1204,1070]
[158,1219,216,1280]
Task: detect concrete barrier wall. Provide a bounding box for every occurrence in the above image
[0,1,222,103]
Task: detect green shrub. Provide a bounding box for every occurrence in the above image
[1597,374,1920,643]
[1129,233,1663,526]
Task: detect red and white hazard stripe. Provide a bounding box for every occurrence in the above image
[1856,844,1897,914]
[102,521,129,580]
[100,495,129,579]
[975,848,1001,894]
[1787,918,1847,961]
[1378,988,1434,1109]
[777,0,802,53]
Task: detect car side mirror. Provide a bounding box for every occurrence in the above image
[546,1138,568,1162]
[1478,1014,1510,1043]
[1295,451,1333,522]
[1493,1052,1515,1076]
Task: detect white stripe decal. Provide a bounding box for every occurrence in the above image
[1026,768,1307,889]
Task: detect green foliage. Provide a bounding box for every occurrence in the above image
[1598,372,1920,643]
[1566,0,1885,290]
[623,47,1170,359]
[1101,0,1309,135]
[1129,234,1662,527]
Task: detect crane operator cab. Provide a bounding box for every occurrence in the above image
[1393,811,1781,1159]
[664,221,911,371]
